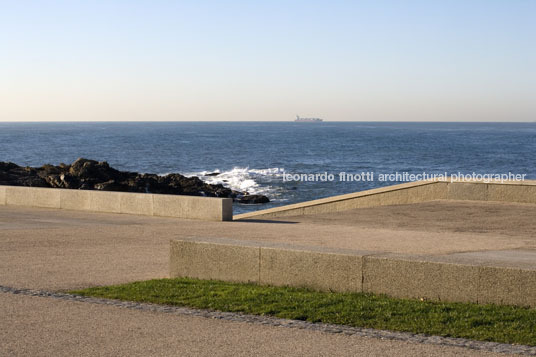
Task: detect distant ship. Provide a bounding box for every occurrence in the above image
[294,115,323,122]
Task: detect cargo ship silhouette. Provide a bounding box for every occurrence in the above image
[294,115,323,122]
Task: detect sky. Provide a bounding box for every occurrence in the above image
[1,0,535,122]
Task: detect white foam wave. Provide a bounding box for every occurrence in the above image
[186,167,285,199]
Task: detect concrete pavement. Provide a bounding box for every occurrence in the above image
[1,293,507,357]
[1,201,535,355]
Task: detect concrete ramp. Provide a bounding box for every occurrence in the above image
[235,179,536,220]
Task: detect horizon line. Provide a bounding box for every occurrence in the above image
[0,120,534,124]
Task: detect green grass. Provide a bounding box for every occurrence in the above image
[70,278,536,346]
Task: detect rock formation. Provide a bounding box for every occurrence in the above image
[0,158,269,204]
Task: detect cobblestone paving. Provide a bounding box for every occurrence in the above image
[1,285,535,356]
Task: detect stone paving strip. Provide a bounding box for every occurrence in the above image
[1,284,535,356]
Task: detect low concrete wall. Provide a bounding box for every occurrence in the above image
[170,238,536,307]
[235,179,536,220]
[235,180,448,220]
[362,254,536,307]
[447,180,536,204]
[170,238,369,292]
[0,186,7,206]
[0,185,232,221]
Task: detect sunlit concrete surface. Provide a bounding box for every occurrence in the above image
[1,201,535,355]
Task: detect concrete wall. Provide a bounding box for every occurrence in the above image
[170,238,536,307]
[235,179,536,220]
[170,238,369,293]
[235,180,448,220]
[2,179,534,221]
[0,185,232,221]
[0,186,7,206]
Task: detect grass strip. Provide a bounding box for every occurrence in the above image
[70,278,536,346]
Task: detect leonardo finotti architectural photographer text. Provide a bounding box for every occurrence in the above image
[282,171,527,183]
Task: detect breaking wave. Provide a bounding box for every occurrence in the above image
[186,167,286,201]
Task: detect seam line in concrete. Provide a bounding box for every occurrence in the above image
[0,285,534,356]
[361,256,365,288]
[477,266,483,305]
[258,247,262,283]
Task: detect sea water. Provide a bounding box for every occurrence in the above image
[1,121,535,214]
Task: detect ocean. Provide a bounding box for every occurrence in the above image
[1,121,535,214]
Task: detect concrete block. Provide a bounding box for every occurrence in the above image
[60,189,91,210]
[478,266,536,307]
[154,194,231,221]
[5,186,60,208]
[5,186,32,206]
[260,248,363,292]
[487,184,536,204]
[170,239,260,283]
[89,191,121,213]
[447,182,488,201]
[32,188,61,208]
[0,186,6,205]
[363,256,479,303]
[168,239,536,307]
[154,195,197,219]
[120,193,153,216]
[222,198,233,221]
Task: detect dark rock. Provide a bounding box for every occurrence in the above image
[60,173,80,189]
[205,172,220,176]
[94,180,129,191]
[0,158,270,204]
[69,158,121,183]
[0,162,19,171]
[238,195,270,204]
[39,164,61,175]
[44,174,64,188]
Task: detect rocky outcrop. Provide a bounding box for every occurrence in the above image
[237,194,270,204]
[0,158,270,204]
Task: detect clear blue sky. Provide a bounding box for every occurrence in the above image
[1,0,534,121]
